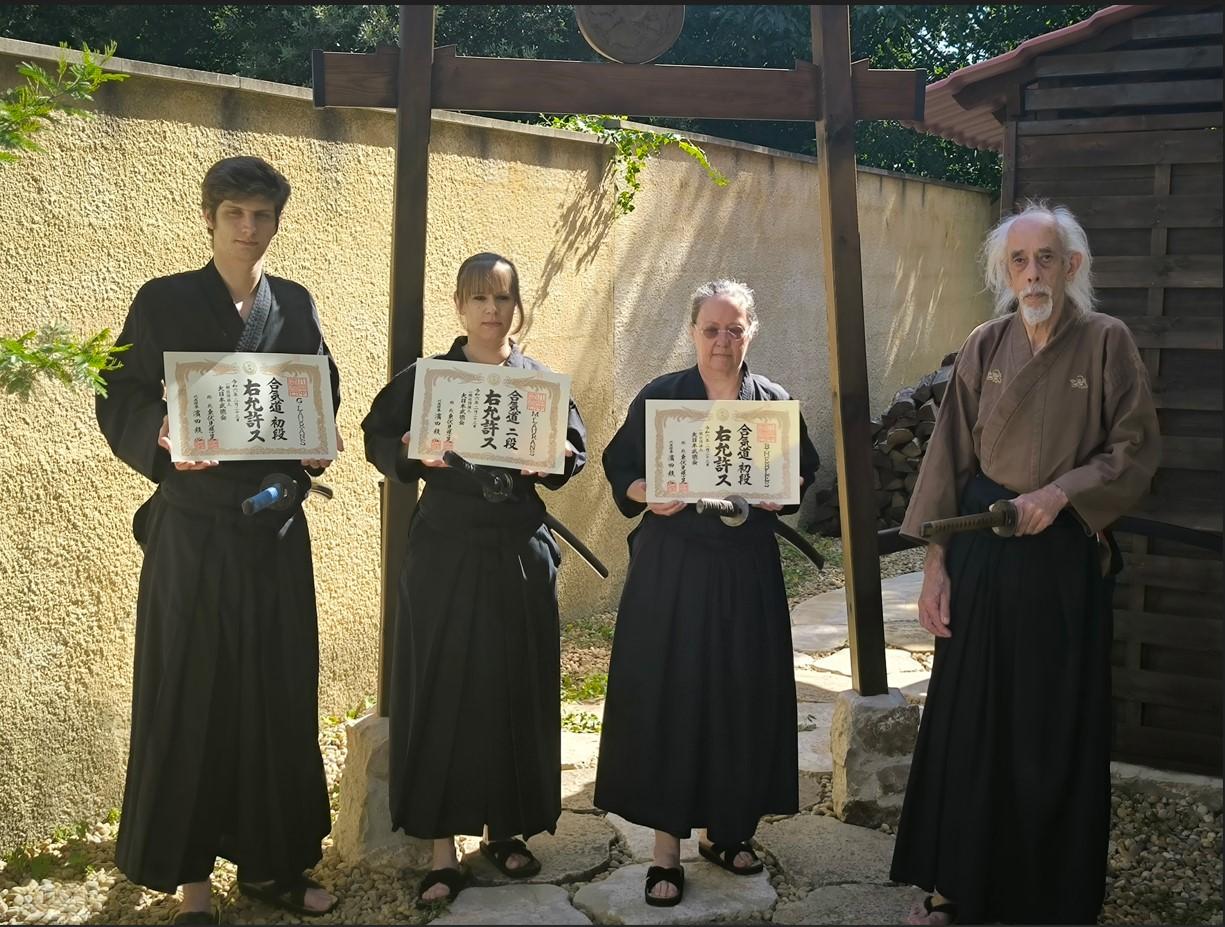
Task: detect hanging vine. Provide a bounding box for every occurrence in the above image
[542,114,729,216]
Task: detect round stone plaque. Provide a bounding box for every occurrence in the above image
[575,5,686,65]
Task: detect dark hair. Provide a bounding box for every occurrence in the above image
[200,156,292,224]
[454,252,531,338]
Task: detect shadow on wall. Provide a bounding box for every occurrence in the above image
[537,156,616,310]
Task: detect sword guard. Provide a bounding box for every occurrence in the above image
[989,499,1019,537]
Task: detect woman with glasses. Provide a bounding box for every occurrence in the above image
[595,279,820,907]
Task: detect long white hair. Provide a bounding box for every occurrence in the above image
[980,200,1096,317]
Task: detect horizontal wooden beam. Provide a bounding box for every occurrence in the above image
[1032,44,1222,78]
[1016,111,1223,137]
[1127,315,1223,350]
[1160,435,1224,471]
[1017,128,1222,167]
[1095,255,1222,288]
[1114,609,1225,651]
[312,46,926,123]
[1130,11,1223,41]
[1056,194,1222,229]
[1026,79,1222,112]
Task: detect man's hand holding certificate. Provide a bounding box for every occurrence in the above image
[406,358,571,474]
[163,352,338,463]
[645,399,802,505]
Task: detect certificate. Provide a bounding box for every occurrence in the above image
[645,399,801,504]
[407,358,571,474]
[163,352,338,462]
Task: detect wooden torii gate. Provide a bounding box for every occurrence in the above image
[313,5,925,712]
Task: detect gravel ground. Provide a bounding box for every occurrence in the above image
[2,752,1219,925]
[4,542,1217,925]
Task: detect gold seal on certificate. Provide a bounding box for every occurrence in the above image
[645,399,801,504]
[408,358,572,474]
[163,352,338,462]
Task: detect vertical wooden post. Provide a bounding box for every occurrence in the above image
[811,4,887,696]
[378,4,435,716]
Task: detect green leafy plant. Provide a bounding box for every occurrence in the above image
[561,709,602,734]
[2,43,131,400]
[542,114,728,215]
[560,670,608,703]
[0,325,129,400]
[2,848,56,884]
[1,41,127,164]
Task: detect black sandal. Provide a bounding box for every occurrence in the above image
[415,865,471,908]
[479,837,542,878]
[171,905,219,925]
[644,864,685,907]
[699,840,764,875]
[914,894,958,924]
[237,873,336,917]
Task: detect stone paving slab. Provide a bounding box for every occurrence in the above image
[431,883,593,925]
[773,882,927,925]
[798,701,835,733]
[793,668,854,703]
[812,648,927,677]
[562,766,599,812]
[604,813,701,863]
[798,728,833,776]
[458,812,615,885]
[757,814,896,889]
[562,732,602,770]
[572,862,776,925]
[791,572,933,654]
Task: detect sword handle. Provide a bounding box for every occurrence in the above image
[695,495,750,527]
[920,500,1018,538]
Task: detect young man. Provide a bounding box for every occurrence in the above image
[96,156,342,924]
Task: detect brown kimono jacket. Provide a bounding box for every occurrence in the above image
[901,308,1161,542]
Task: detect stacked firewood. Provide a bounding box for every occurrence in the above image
[799,352,958,536]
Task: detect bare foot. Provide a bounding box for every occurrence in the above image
[421,837,461,902]
[649,831,681,901]
[178,879,212,915]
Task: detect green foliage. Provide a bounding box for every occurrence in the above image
[0,40,127,164]
[2,847,56,884]
[560,612,616,649]
[561,671,608,703]
[326,694,376,726]
[0,5,1106,188]
[0,325,130,401]
[560,709,602,734]
[104,807,120,825]
[543,114,728,215]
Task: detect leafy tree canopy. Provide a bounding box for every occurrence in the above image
[0,4,1106,189]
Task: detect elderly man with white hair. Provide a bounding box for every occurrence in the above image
[889,201,1161,925]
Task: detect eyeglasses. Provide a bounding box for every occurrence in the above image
[696,324,748,341]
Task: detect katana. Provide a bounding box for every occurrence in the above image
[695,494,827,571]
[442,450,609,578]
[921,499,1222,552]
[920,499,1018,538]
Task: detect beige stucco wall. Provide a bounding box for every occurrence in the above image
[0,39,992,851]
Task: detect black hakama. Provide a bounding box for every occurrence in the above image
[890,472,1114,925]
[361,338,587,840]
[594,365,819,845]
[96,262,338,892]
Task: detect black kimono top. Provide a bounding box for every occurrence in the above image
[362,337,587,502]
[603,363,820,531]
[96,261,341,490]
